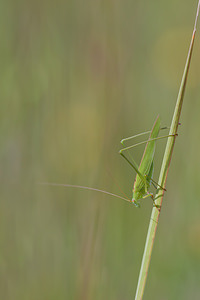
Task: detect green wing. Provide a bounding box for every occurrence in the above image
[133,116,160,194]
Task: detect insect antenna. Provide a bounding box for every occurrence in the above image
[105,169,131,201]
[39,182,131,203]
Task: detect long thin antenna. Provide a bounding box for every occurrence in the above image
[39,182,131,203]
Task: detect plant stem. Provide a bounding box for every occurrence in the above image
[135,2,200,299]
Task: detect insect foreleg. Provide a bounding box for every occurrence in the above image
[144,192,160,211]
[137,191,160,211]
[140,192,154,200]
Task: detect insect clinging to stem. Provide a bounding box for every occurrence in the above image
[119,115,177,208]
[40,116,176,208]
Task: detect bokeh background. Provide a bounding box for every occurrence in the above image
[1,0,200,299]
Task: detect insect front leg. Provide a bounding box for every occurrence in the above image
[141,189,160,211]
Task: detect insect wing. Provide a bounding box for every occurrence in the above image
[134,116,160,192]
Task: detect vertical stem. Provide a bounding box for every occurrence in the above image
[135,2,200,299]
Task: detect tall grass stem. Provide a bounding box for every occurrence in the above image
[135,2,200,299]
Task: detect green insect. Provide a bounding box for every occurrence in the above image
[119,116,175,207]
[41,116,175,208]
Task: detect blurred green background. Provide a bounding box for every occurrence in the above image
[1,0,200,299]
